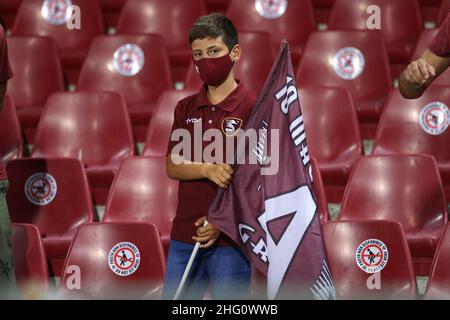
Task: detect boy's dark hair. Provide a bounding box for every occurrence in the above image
[189,13,238,51]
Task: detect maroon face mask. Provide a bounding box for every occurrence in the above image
[193,52,234,87]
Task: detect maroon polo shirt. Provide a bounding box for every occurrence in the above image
[0,25,13,181]
[166,81,256,245]
[429,11,450,58]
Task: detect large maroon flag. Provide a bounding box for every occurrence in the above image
[208,41,335,300]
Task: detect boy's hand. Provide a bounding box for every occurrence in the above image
[204,163,234,188]
[404,58,436,85]
[192,216,220,248]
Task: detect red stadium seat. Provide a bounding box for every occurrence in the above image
[0,0,22,29]
[372,87,450,200]
[0,95,23,165]
[98,0,126,29]
[77,34,173,141]
[103,157,178,255]
[328,0,422,78]
[12,223,49,298]
[6,36,65,143]
[226,0,316,68]
[311,0,335,24]
[116,0,207,82]
[419,0,442,23]
[185,31,276,96]
[411,29,450,86]
[31,91,135,205]
[142,89,196,157]
[12,0,104,84]
[424,223,450,299]
[6,158,95,276]
[338,154,448,276]
[310,157,329,224]
[323,220,417,299]
[204,0,231,13]
[59,222,165,299]
[296,30,392,139]
[437,0,450,25]
[299,87,362,203]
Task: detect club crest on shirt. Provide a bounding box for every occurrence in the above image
[41,0,72,25]
[221,117,243,136]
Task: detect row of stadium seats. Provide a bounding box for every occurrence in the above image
[2,0,449,84]
[3,82,450,204]
[5,28,449,142]
[10,220,450,299]
[2,154,448,278]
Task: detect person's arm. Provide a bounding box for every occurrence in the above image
[399,49,450,99]
[0,81,6,112]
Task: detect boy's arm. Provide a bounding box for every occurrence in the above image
[399,49,450,99]
[166,154,233,188]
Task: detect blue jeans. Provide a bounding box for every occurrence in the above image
[163,240,251,300]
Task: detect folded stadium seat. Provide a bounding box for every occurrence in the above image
[102,157,178,256]
[77,34,173,142]
[6,158,95,277]
[6,36,65,144]
[11,223,50,298]
[328,0,422,80]
[311,0,335,25]
[338,154,448,276]
[310,157,329,223]
[116,0,207,83]
[411,29,450,86]
[12,0,105,85]
[185,31,276,96]
[30,91,135,205]
[0,95,23,164]
[59,222,165,299]
[437,0,450,25]
[323,220,417,299]
[142,89,196,157]
[419,0,443,24]
[423,223,450,299]
[298,87,362,203]
[296,30,392,139]
[226,0,316,69]
[98,0,126,30]
[0,0,22,30]
[204,0,231,13]
[372,87,450,201]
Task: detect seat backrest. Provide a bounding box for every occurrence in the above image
[6,158,94,238]
[6,36,64,108]
[185,31,275,95]
[437,0,450,25]
[77,34,172,105]
[0,95,23,164]
[339,155,448,234]
[116,0,207,53]
[103,157,178,241]
[32,91,134,168]
[323,220,417,299]
[373,87,450,163]
[226,0,315,61]
[143,89,196,157]
[12,0,104,54]
[59,222,165,299]
[298,86,362,163]
[296,30,392,109]
[11,223,49,295]
[424,223,450,299]
[328,0,422,63]
[310,157,329,223]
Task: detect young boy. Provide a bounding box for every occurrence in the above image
[164,13,256,300]
[0,23,16,294]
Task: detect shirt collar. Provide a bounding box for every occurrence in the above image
[194,80,248,112]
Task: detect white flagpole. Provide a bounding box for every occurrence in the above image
[173,220,208,300]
